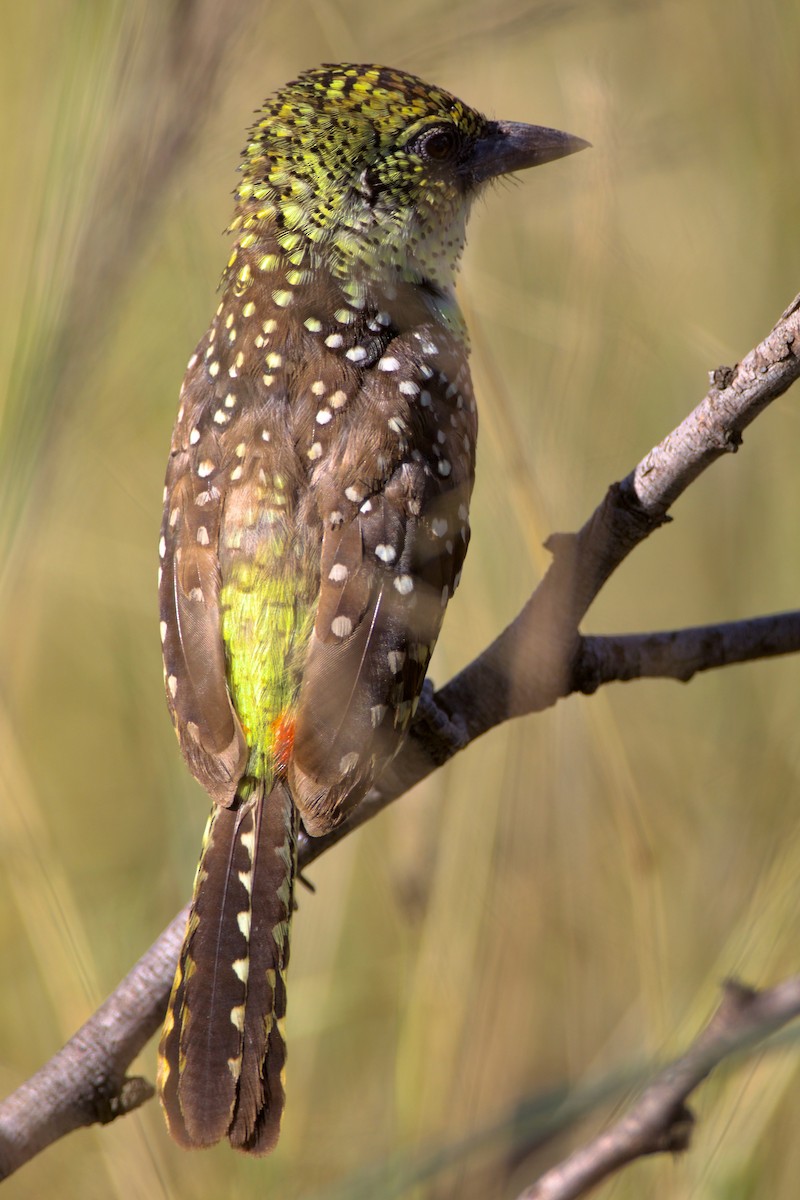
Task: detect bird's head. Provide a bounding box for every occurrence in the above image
[234,64,587,292]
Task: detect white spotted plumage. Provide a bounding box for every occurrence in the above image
[154,54,588,1160]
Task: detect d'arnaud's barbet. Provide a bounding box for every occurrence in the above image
[157,62,587,1154]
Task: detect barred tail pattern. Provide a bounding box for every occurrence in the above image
[157,781,297,1153]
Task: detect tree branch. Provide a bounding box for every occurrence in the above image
[518,976,800,1200]
[574,610,800,692]
[432,291,800,738]
[1,293,798,1180]
[0,913,186,1179]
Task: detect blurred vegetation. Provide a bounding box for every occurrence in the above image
[1,1,799,1197]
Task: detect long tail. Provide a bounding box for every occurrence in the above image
[157,780,296,1153]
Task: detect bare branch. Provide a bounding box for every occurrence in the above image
[0,912,186,1179]
[632,293,800,516]
[518,977,800,1200]
[574,610,800,692]
[432,291,800,739]
[1,293,798,1178]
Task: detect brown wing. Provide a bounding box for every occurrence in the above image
[289,324,475,835]
[159,366,247,806]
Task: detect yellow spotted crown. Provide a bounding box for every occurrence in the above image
[230,64,493,290]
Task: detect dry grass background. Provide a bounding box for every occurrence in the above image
[1,1,799,1197]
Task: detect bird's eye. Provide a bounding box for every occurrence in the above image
[414,124,459,163]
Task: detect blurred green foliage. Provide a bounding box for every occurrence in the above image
[1,1,799,1197]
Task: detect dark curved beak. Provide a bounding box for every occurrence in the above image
[469,120,590,183]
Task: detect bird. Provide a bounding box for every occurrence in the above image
[156,62,586,1155]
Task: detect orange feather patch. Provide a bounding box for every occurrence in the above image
[270,713,296,773]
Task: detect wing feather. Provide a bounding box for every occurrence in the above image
[291,395,473,836]
[160,439,246,805]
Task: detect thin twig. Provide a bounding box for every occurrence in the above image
[574,610,800,692]
[518,977,800,1200]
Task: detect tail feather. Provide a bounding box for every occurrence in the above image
[158,782,296,1152]
[230,782,296,1151]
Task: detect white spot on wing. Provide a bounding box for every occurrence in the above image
[232,958,249,983]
